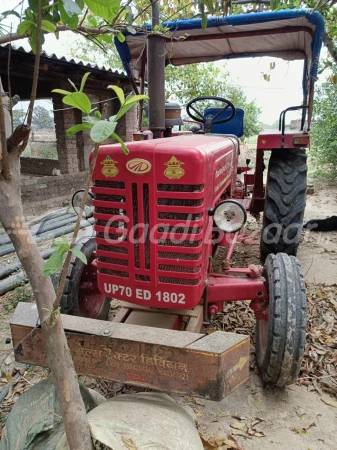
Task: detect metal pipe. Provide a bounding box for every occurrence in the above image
[0,214,77,247]
[0,248,55,280]
[0,218,94,257]
[0,271,27,296]
[147,0,165,138]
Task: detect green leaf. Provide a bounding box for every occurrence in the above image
[111,132,129,155]
[76,0,85,9]
[59,2,79,29]
[124,94,148,106]
[101,34,113,44]
[51,235,69,249]
[329,74,337,84]
[83,115,99,124]
[68,78,78,92]
[2,10,21,19]
[126,7,134,26]
[70,247,87,264]
[90,120,118,143]
[25,9,34,21]
[86,14,98,27]
[80,72,91,92]
[43,248,67,276]
[85,0,120,22]
[53,8,61,24]
[108,85,125,106]
[204,0,214,14]
[67,123,92,136]
[126,26,136,35]
[41,20,57,33]
[29,0,49,11]
[115,94,148,121]
[95,110,102,119]
[117,33,125,43]
[60,235,69,246]
[201,13,207,30]
[61,0,82,16]
[51,88,72,95]
[29,29,45,54]
[199,2,207,30]
[63,92,91,114]
[17,20,35,36]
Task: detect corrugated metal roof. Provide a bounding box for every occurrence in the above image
[1,43,127,78]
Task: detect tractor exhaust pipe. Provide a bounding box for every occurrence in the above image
[147,0,165,139]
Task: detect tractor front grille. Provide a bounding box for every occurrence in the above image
[156,183,204,286]
[93,179,204,287]
[95,180,125,189]
[157,184,204,192]
[98,256,128,266]
[158,276,201,285]
[99,268,129,278]
[157,198,203,207]
[158,238,202,247]
[97,244,127,254]
[158,251,201,260]
[158,212,202,220]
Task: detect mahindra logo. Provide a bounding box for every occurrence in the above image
[126,158,152,174]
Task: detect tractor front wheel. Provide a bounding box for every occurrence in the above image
[260,149,307,260]
[255,253,306,387]
[61,237,110,320]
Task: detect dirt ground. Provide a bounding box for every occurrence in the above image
[188,182,337,450]
[0,183,336,449]
[299,185,337,285]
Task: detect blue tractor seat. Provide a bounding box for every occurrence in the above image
[204,107,244,138]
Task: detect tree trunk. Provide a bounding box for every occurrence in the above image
[0,85,93,449]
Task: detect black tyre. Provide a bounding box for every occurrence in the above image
[260,149,307,260]
[255,253,306,386]
[61,237,110,320]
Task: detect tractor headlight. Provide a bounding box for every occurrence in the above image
[211,200,247,233]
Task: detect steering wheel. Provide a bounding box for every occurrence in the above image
[186,96,236,132]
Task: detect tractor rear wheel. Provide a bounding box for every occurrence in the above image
[255,253,306,387]
[260,149,307,260]
[61,237,110,320]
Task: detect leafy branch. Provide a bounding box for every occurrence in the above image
[52,75,147,147]
[43,73,148,308]
[43,235,87,277]
[42,306,61,327]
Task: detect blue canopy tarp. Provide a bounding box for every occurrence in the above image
[116,9,324,87]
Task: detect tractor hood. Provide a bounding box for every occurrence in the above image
[115,9,324,83]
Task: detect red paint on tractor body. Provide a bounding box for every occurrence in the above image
[257,130,310,150]
[91,135,240,309]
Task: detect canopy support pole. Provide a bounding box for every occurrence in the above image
[147,0,165,139]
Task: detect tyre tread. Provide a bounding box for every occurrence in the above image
[256,253,306,386]
[261,150,307,259]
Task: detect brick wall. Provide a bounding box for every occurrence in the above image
[21,157,59,176]
[21,172,87,216]
[52,91,81,175]
[51,87,138,175]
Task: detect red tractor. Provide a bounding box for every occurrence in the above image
[57,9,323,392]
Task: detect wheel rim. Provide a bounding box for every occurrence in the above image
[78,255,107,319]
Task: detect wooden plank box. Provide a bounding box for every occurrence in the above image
[10,303,250,401]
